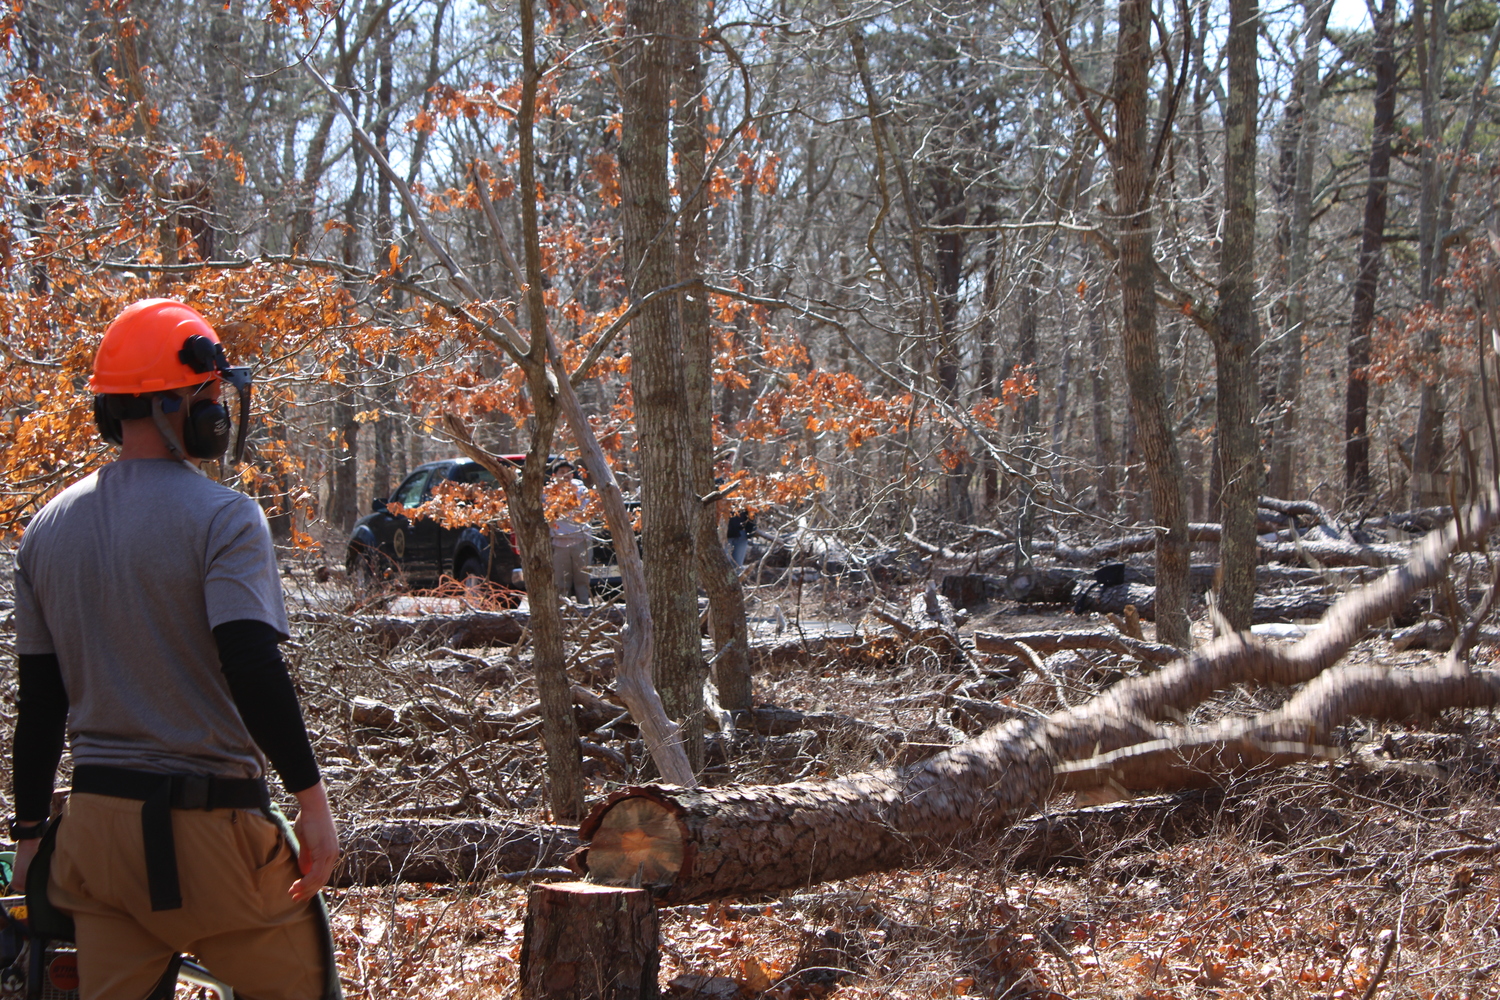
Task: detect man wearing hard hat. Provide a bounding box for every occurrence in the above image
[9,300,340,999]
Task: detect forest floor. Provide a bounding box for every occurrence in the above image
[4,548,1499,999]
[288,556,1500,1000]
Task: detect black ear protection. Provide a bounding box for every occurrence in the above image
[93,390,231,459]
[180,397,232,460]
[93,394,123,445]
[93,393,151,446]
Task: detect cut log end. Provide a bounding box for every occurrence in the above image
[585,795,685,887]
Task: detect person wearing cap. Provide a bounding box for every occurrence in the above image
[549,460,593,604]
[8,300,340,999]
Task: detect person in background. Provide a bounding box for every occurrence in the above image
[726,505,758,568]
[549,460,593,604]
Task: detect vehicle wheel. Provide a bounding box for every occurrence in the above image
[458,554,487,582]
[347,546,383,597]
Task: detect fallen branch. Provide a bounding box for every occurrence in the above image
[573,491,1500,903]
[1391,619,1500,651]
[337,818,578,885]
[343,610,527,648]
[973,629,1178,664]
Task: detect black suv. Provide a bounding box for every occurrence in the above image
[346,458,524,590]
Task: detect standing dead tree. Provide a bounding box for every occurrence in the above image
[577,491,1500,902]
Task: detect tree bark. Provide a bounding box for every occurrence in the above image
[577,492,1500,902]
[504,0,582,822]
[1073,582,1379,625]
[620,0,705,771]
[1212,0,1263,632]
[330,358,360,531]
[1410,0,1449,506]
[674,0,753,714]
[1085,252,1117,514]
[1345,0,1398,505]
[1109,0,1191,648]
[1267,0,1329,503]
[519,883,660,1000]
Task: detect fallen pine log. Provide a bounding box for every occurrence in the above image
[920,502,1401,570]
[1034,523,1228,564]
[1004,565,1215,604]
[747,622,865,668]
[570,492,1500,903]
[1256,496,1343,532]
[315,604,631,650]
[343,610,528,648]
[1365,506,1454,534]
[337,818,578,885]
[350,685,623,740]
[1258,537,1411,567]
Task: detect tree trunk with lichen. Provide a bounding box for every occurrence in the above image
[1346,0,1398,505]
[1211,0,1262,633]
[506,0,583,822]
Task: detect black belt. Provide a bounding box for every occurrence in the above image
[72,765,271,912]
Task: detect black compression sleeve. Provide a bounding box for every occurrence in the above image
[14,653,68,821]
[213,619,321,794]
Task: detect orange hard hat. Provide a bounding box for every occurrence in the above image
[91,299,224,395]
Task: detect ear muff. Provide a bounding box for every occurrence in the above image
[94,394,154,446]
[95,392,231,459]
[93,395,122,445]
[181,398,232,460]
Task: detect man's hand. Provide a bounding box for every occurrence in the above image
[9,838,40,893]
[289,781,338,903]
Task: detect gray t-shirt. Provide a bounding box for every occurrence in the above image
[14,459,290,778]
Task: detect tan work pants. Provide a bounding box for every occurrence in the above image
[49,792,327,1000]
[552,534,591,603]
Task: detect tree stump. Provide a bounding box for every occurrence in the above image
[519,882,660,1000]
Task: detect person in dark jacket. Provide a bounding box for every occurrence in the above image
[727,508,757,568]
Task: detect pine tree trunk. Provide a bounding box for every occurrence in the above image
[518,0,582,820]
[1410,0,1449,507]
[520,883,659,1000]
[1266,0,1330,501]
[673,0,753,713]
[578,495,1500,903]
